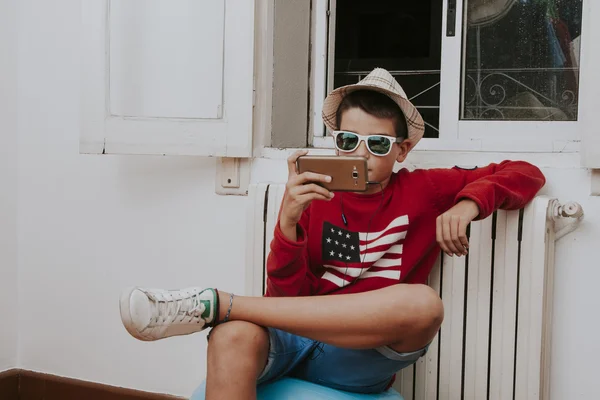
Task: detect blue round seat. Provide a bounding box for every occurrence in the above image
[190,377,404,400]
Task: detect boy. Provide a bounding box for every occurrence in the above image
[119,68,546,399]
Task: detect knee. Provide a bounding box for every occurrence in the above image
[407,285,444,342]
[208,321,269,358]
[393,284,444,337]
[207,322,269,381]
[414,284,444,331]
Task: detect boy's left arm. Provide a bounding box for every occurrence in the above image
[426,160,546,256]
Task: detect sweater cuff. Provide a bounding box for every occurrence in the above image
[273,221,308,250]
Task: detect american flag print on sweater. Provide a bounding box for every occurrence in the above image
[320,217,408,288]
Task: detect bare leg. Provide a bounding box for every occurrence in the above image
[120,283,443,352]
[217,284,443,352]
[206,321,269,400]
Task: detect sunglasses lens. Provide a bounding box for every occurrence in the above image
[367,136,392,155]
[335,132,359,151]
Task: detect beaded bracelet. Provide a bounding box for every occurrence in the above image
[222,293,234,323]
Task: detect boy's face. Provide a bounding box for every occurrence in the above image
[337,107,410,192]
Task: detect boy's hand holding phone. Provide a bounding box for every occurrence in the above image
[280,150,335,242]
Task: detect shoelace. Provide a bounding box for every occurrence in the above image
[148,290,207,325]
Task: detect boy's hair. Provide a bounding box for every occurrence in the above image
[335,90,408,139]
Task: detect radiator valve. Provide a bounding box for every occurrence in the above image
[551,200,584,240]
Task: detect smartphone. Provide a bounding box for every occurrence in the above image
[296,155,368,192]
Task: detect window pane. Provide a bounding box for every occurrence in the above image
[333,0,443,138]
[461,0,583,121]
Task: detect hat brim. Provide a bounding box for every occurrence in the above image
[322,83,425,150]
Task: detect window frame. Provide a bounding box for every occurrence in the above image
[307,0,587,154]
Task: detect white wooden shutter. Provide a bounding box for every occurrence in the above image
[80,0,255,157]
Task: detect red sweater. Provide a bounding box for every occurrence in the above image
[265,161,546,297]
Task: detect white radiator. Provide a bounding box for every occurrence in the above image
[245,183,583,400]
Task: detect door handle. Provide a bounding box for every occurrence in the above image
[447,0,457,36]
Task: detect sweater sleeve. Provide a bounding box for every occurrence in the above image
[265,203,319,297]
[425,160,546,219]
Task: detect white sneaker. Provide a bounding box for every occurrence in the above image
[119,287,218,341]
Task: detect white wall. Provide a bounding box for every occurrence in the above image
[16,0,246,396]
[0,0,19,372]
[544,169,600,400]
[14,1,600,399]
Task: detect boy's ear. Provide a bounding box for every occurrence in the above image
[395,140,411,163]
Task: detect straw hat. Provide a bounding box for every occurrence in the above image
[322,68,425,149]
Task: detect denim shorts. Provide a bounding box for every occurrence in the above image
[257,328,428,394]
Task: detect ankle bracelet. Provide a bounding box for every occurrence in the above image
[222,293,234,323]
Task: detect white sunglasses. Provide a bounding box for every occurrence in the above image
[331,130,403,156]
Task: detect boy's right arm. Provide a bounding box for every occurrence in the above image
[278,150,334,241]
[265,150,334,297]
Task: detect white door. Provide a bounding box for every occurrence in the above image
[80,0,255,157]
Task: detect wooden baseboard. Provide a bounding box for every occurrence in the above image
[0,370,19,400]
[0,369,186,400]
